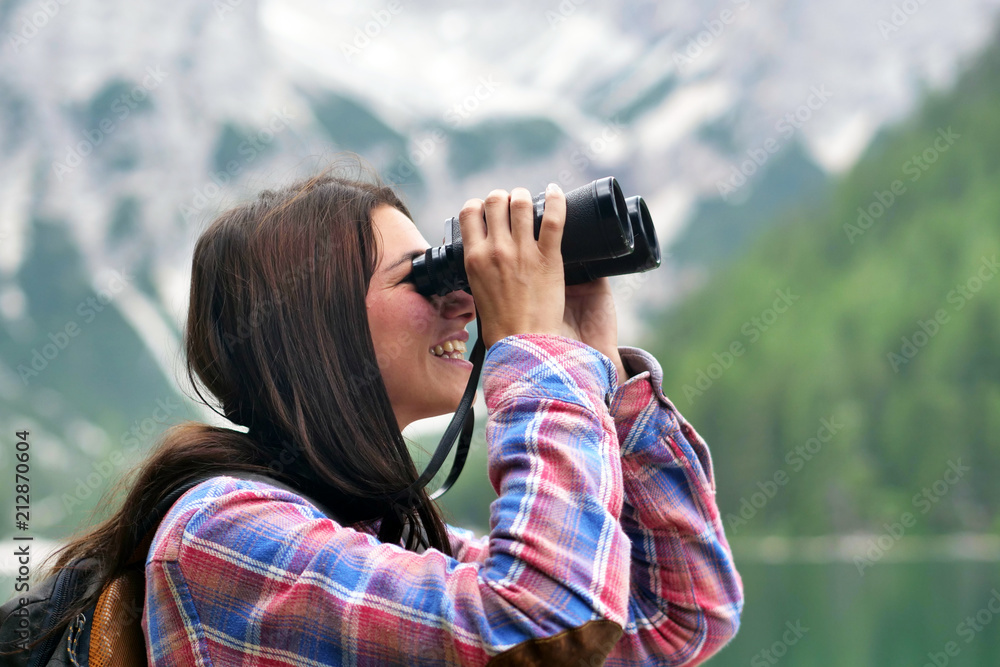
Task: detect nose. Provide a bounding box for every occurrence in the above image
[433,289,476,325]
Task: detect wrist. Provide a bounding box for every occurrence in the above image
[606,349,628,385]
[615,363,628,385]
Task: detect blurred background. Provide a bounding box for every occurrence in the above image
[2,0,1000,664]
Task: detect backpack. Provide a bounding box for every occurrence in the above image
[0,471,336,667]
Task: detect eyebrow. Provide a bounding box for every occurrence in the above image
[385,249,425,275]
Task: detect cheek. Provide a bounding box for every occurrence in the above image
[392,293,437,338]
[367,293,436,363]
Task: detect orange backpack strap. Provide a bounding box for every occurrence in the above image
[88,568,147,667]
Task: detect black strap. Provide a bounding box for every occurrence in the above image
[132,478,213,548]
[395,316,486,503]
[428,388,477,501]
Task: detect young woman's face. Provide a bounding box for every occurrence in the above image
[366,205,477,429]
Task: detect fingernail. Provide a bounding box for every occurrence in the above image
[546,182,561,194]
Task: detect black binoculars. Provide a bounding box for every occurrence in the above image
[405,177,661,297]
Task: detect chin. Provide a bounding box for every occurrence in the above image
[441,387,478,417]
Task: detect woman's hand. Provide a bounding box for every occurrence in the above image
[561,278,629,385]
[460,184,567,348]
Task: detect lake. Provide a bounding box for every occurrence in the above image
[711,557,1000,666]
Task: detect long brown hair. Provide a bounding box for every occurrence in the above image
[41,165,454,637]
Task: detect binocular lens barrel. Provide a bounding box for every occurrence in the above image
[564,196,661,285]
[536,176,633,264]
[409,177,660,297]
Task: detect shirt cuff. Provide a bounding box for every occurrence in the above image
[607,346,676,419]
[607,345,716,489]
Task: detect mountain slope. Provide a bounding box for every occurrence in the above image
[644,34,1000,537]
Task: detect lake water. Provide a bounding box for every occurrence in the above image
[711,559,1000,666]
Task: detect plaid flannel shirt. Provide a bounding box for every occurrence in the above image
[143,334,743,665]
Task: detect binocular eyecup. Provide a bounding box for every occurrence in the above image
[407,176,661,298]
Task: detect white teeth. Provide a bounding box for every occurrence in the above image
[430,339,466,358]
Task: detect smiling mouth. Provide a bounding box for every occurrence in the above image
[430,339,467,360]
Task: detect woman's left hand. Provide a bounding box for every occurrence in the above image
[559,277,629,385]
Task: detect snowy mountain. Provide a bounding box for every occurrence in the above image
[1,0,1000,545]
[262,0,1000,253]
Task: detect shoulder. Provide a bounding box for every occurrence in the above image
[147,475,343,565]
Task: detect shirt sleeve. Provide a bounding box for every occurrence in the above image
[447,525,490,565]
[144,334,631,666]
[603,345,744,666]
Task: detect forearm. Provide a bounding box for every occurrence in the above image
[605,346,744,665]
[481,334,631,627]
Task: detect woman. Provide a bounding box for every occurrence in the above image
[49,169,742,665]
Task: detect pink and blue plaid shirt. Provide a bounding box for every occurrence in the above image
[143,334,743,665]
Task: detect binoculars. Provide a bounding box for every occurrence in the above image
[406,177,661,297]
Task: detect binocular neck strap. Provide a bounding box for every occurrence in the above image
[394,317,486,503]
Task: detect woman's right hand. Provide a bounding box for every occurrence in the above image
[460,183,567,349]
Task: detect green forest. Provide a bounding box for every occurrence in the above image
[642,39,1000,538]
